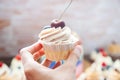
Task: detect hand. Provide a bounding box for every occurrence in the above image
[20,41,82,80]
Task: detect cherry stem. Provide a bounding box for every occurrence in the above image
[58,0,73,20]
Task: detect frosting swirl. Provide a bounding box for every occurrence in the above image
[39,27,78,44]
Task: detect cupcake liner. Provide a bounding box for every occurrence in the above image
[42,42,76,61]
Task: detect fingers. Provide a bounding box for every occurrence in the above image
[20,47,52,78]
[33,48,44,61]
[41,59,61,69]
[54,45,82,73]
[20,49,34,66]
[41,59,52,67]
[76,63,83,78]
[65,45,82,67]
[26,42,43,54]
[53,62,61,69]
[75,40,82,45]
[20,41,43,66]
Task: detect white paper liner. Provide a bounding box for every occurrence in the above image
[42,42,76,61]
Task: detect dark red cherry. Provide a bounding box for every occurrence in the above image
[51,19,65,28]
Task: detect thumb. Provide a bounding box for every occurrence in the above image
[20,48,34,66]
[65,45,82,67]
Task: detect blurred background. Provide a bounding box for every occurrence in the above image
[0,0,120,59]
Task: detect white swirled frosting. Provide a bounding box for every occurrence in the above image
[39,27,78,44]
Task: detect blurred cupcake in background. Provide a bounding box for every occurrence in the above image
[10,54,23,70]
[113,59,120,72]
[77,63,103,80]
[106,69,120,80]
[90,48,108,62]
[0,61,10,80]
[9,54,26,80]
[108,41,120,56]
[91,48,113,67]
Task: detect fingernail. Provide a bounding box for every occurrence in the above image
[76,40,82,45]
[36,41,43,48]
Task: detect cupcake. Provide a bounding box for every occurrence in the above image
[83,67,103,80]
[10,55,26,80]
[77,62,107,80]
[77,73,86,80]
[95,55,113,67]
[39,20,79,61]
[10,54,24,71]
[90,48,108,62]
[113,59,120,73]
[106,69,120,80]
[108,41,120,55]
[104,59,120,80]
[0,61,10,80]
[90,50,100,61]
[85,71,101,80]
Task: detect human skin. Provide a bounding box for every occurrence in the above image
[20,41,82,80]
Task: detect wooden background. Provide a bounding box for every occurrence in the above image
[0,0,120,57]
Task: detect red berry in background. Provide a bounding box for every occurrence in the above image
[15,54,21,60]
[99,48,107,57]
[101,51,107,57]
[51,19,65,28]
[99,48,104,52]
[102,62,107,67]
[0,61,3,67]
